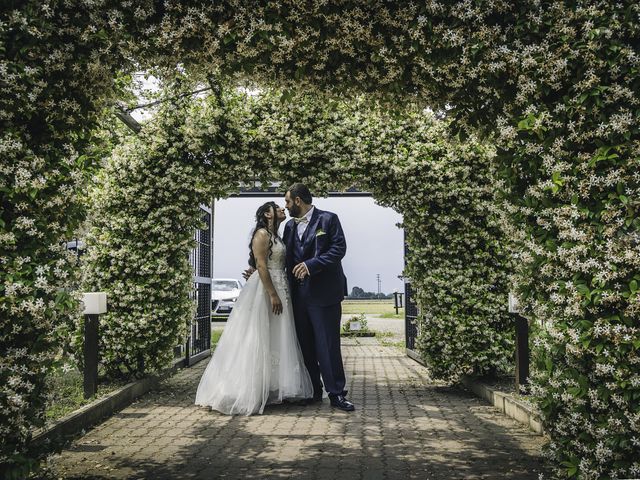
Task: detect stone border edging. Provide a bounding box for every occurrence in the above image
[405,348,544,435]
[459,375,544,435]
[32,355,207,447]
[405,348,423,364]
[340,331,376,337]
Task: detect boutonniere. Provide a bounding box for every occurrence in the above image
[315,228,326,237]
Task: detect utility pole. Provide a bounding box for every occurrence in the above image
[376,274,381,296]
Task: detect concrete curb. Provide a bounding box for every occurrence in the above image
[405,349,544,435]
[459,375,544,435]
[340,331,376,337]
[33,355,209,447]
[405,348,423,364]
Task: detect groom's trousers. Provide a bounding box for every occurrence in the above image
[292,294,346,397]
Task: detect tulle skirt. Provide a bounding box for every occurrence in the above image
[195,269,313,415]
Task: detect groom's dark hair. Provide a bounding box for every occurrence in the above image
[287,183,312,204]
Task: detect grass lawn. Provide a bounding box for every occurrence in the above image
[342,299,404,317]
[45,364,127,426]
[45,329,226,427]
[211,329,223,347]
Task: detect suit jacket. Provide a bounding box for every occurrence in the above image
[283,208,348,306]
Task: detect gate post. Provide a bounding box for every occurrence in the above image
[81,292,107,399]
[514,314,529,390]
[83,314,99,399]
[509,293,529,391]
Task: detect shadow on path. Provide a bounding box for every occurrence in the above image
[44,341,546,480]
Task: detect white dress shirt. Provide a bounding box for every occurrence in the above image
[296,206,315,240]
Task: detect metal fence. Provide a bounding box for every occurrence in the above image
[404,282,419,352]
[177,204,213,366]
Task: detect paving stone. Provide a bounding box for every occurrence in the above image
[45,339,546,479]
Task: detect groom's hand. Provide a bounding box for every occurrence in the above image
[242,267,255,280]
[292,262,309,280]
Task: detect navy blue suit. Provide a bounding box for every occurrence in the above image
[283,208,348,397]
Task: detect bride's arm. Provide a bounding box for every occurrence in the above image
[252,229,283,315]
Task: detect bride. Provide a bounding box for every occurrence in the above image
[195,201,313,415]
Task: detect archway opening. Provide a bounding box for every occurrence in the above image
[211,190,407,349]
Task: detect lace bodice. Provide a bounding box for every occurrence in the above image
[267,236,286,270]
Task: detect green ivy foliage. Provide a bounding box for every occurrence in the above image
[0,4,134,475]
[195,90,514,380]
[81,85,248,376]
[371,131,515,379]
[492,5,640,477]
[82,118,196,375]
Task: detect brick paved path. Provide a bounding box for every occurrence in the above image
[46,338,546,479]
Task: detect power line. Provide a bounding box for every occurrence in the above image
[124,86,213,112]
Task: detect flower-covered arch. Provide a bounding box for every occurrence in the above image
[2,2,639,478]
[84,87,512,382]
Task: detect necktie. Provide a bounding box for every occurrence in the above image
[294,217,308,224]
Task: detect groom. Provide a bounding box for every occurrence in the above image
[283,183,355,412]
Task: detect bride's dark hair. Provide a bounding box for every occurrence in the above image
[248,201,280,269]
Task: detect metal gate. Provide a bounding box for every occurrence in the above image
[404,282,419,352]
[404,231,419,355]
[185,203,213,366]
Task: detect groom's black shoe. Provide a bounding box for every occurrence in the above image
[329,394,355,412]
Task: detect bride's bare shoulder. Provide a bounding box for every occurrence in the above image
[252,228,271,244]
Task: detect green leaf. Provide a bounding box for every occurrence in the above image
[517,114,533,130]
[576,284,591,299]
[568,386,581,395]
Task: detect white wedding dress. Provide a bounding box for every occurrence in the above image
[195,236,313,415]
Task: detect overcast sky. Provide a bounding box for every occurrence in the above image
[212,196,405,294]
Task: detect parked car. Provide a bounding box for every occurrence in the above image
[211,278,243,317]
